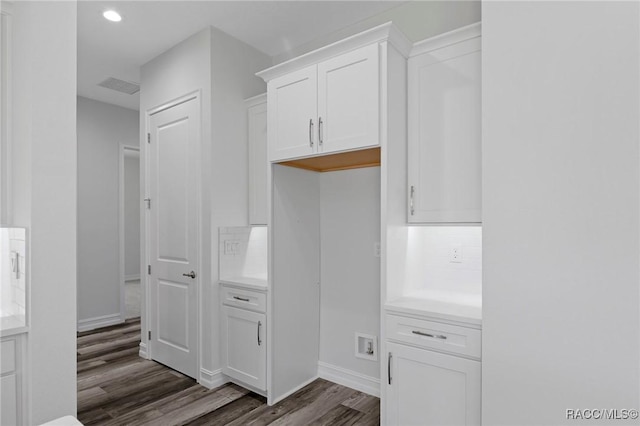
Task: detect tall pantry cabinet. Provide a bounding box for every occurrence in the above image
[257,22,411,405]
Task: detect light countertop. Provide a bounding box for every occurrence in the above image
[0,315,29,337]
[386,290,482,327]
[219,276,268,291]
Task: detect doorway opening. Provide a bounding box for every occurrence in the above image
[120,145,141,321]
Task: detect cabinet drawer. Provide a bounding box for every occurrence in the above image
[221,286,266,313]
[1,339,16,374]
[386,314,481,359]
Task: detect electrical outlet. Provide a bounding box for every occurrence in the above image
[224,240,240,255]
[450,246,462,263]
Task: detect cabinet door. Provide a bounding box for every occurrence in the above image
[386,342,481,426]
[221,306,266,391]
[268,65,317,161]
[317,43,379,154]
[408,37,481,223]
[247,97,268,225]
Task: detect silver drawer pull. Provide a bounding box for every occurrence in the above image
[233,296,250,302]
[412,330,447,340]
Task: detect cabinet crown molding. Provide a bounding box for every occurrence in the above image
[410,22,481,58]
[256,21,411,82]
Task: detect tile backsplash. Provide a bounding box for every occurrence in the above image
[1,227,27,319]
[404,226,482,297]
[219,226,267,280]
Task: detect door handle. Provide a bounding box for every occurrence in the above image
[257,321,262,346]
[309,119,314,148]
[388,352,392,385]
[182,271,196,279]
[318,117,324,147]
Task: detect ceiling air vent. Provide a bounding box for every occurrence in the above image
[97,77,140,95]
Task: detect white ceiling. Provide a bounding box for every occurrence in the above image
[77,1,406,110]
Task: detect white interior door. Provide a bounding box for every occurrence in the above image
[148,96,199,379]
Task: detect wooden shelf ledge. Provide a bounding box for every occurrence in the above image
[277,147,380,173]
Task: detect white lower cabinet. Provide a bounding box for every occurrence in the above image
[221,305,267,391]
[1,335,24,426]
[385,312,482,426]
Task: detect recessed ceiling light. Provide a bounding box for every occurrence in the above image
[103,10,122,22]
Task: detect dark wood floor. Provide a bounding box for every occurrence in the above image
[77,319,380,425]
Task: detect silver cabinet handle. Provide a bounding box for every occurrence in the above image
[318,117,324,147]
[233,296,250,302]
[412,330,447,340]
[309,119,314,147]
[257,321,262,346]
[410,185,415,216]
[388,352,392,385]
[182,271,196,279]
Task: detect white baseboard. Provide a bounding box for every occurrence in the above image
[125,275,140,282]
[269,375,319,405]
[318,361,380,397]
[199,368,228,390]
[139,342,149,359]
[77,313,124,332]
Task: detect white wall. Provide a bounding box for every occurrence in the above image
[208,27,271,378]
[482,2,639,425]
[319,167,381,382]
[273,1,480,64]
[11,1,78,423]
[124,154,140,279]
[140,26,213,376]
[77,96,139,328]
[140,26,269,383]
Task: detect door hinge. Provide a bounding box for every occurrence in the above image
[144,198,151,209]
[148,265,151,275]
[148,330,151,340]
[147,133,151,144]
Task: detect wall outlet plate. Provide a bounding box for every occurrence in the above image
[450,246,462,263]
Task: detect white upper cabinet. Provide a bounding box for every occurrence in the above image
[258,23,410,164]
[268,45,378,161]
[268,65,318,161]
[246,94,268,225]
[317,43,379,154]
[408,24,482,223]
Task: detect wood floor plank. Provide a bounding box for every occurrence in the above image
[184,393,266,426]
[77,320,381,426]
[268,383,360,426]
[341,392,380,414]
[224,378,336,426]
[308,404,367,426]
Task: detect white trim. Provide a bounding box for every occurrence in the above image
[119,144,140,324]
[125,274,140,282]
[268,375,319,406]
[77,313,124,332]
[199,368,228,390]
[139,341,149,359]
[410,22,481,58]
[318,361,380,397]
[256,22,411,82]
[244,93,266,108]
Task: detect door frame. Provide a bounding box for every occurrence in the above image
[141,90,202,377]
[119,144,140,323]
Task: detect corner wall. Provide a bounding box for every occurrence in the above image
[482,2,640,424]
[11,1,78,423]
